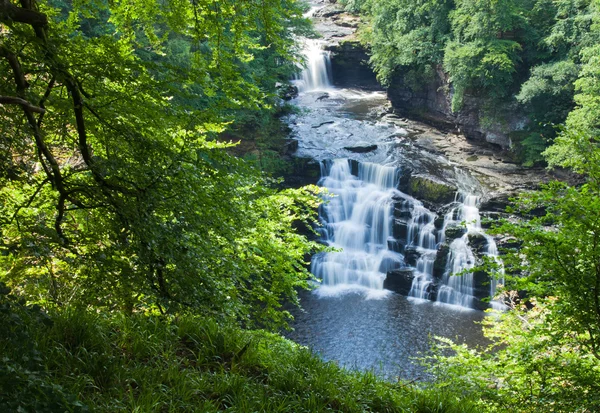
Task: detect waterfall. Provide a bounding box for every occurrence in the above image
[295,39,332,92]
[435,195,505,309]
[406,204,438,300]
[311,159,402,297]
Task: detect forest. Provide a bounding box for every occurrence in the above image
[344,0,599,165]
[1,0,599,412]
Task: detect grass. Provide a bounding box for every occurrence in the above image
[0,291,477,412]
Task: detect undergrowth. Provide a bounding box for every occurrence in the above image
[0,286,476,412]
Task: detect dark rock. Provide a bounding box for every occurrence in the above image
[284,157,321,187]
[326,41,381,90]
[445,223,467,240]
[480,193,514,213]
[283,138,299,155]
[312,120,335,128]
[433,242,450,278]
[497,236,522,250]
[316,93,330,101]
[387,239,404,254]
[383,268,415,295]
[434,216,445,230]
[349,159,359,176]
[386,64,527,149]
[404,247,421,267]
[344,144,378,153]
[468,233,488,255]
[394,207,412,220]
[393,219,409,241]
[277,83,298,100]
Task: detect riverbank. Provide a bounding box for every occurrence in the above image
[306,0,576,201]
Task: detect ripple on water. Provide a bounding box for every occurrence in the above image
[287,290,487,381]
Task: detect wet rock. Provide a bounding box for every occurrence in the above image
[433,242,450,278]
[277,83,298,100]
[316,93,330,101]
[312,120,335,128]
[379,257,403,273]
[326,41,381,90]
[393,219,409,240]
[344,144,378,153]
[383,268,414,295]
[387,239,404,254]
[445,223,467,240]
[404,247,421,267]
[468,233,488,255]
[404,175,457,206]
[434,216,445,230]
[284,157,321,187]
[349,159,359,176]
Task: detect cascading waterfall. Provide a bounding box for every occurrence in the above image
[436,195,504,308]
[295,39,332,92]
[406,204,438,300]
[312,160,505,308]
[312,159,403,296]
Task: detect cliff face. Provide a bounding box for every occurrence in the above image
[386,66,527,149]
[327,39,526,149]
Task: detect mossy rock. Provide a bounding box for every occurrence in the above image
[444,224,467,240]
[407,176,457,206]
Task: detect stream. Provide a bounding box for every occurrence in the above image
[284,2,499,381]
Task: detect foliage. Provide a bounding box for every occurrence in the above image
[354,0,600,164]
[0,286,477,412]
[425,118,600,411]
[0,0,322,329]
[425,300,600,412]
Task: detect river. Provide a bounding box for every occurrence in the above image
[284,2,498,381]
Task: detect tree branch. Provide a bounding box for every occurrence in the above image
[0,95,45,113]
[0,0,48,27]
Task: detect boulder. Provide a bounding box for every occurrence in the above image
[404,247,421,267]
[277,83,298,100]
[383,268,415,295]
[284,157,321,187]
[344,144,378,153]
[393,219,409,241]
[468,232,488,255]
[445,223,467,240]
[433,241,450,278]
[405,176,457,206]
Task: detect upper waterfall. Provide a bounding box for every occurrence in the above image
[295,39,332,92]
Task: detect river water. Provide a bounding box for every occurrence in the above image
[284,8,495,381]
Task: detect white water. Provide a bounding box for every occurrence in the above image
[312,159,401,298]
[293,38,505,309]
[295,39,332,92]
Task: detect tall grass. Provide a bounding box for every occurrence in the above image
[1,290,476,412]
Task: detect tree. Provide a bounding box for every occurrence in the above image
[0,0,321,328]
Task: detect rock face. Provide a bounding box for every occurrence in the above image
[386,65,526,149]
[283,157,321,187]
[326,41,381,90]
[383,268,415,295]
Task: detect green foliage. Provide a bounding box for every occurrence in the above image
[0,0,322,329]
[426,120,600,411]
[0,288,477,412]
[425,300,600,412]
[355,0,600,162]
[444,40,521,111]
[0,284,87,412]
